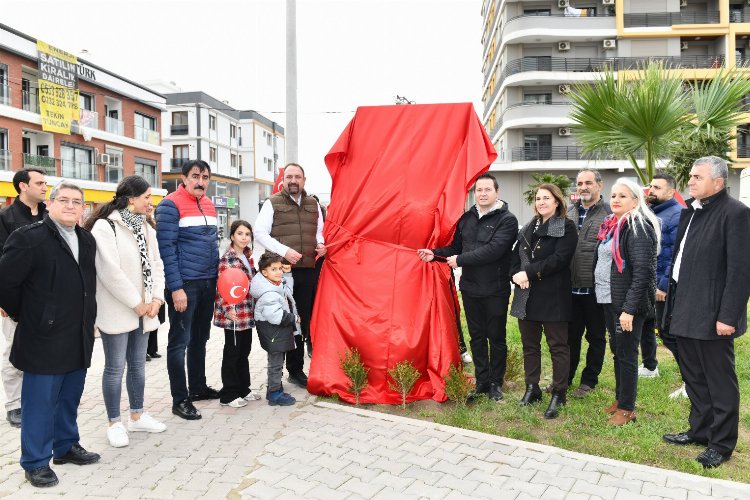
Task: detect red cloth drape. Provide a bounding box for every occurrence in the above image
[308,103,497,404]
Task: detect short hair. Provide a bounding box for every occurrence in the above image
[577,168,602,184]
[284,163,305,177]
[652,172,676,190]
[49,180,84,202]
[181,159,211,177]
[534,183,567,218]
[258,251,283,272]
[229,219,253,244]
[13,168,46,194]
[693,156,728,183]
[474,173,498,191]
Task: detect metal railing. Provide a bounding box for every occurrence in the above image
[61,160,96,181]
[170,124,188,135]
[105,116,124,135]
[0,150,10,171]
[624,11,720,27]
[510,146,646,162]
[730,11,748,23]
[0,84,10,106]
[134,125,160,145]
[736,145,750,158]
[23,154,56,175]
[22,90,39,113]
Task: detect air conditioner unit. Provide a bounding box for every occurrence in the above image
[558,84,572,94]
[558,41,571,51]
[680,0,688,6]
[603,39,617,50]
[602,0,615,4]
[681,41,689,51]
[558,127,572,136]
[558,0,570,7]
[98,153,111,165]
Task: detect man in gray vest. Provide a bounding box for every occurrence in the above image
[255,163,326,389]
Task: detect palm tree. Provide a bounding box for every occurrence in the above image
[523,173,571,206]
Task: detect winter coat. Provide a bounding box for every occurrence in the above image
[651,197,682,293]
[155,184,219,292]
[0,216,97,374]
[510,216,578,321]
[566,197,611,288]
[250,273,298,353]
[433,201,518,298]
[667,190,750,340]
[0,197,47,253]
[214,246,256,330]
[91,212,166,334]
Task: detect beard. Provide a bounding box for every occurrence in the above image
[647,194,661,206]
[286,182,300,194]
[578,192,592,201]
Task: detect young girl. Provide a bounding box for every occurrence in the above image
[213,220,259,408]
[250,252,300,406]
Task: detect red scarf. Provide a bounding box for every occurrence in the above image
[597,214,626,273]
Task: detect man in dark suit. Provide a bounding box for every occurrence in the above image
[662,156,750,468]
[0,181,100,487]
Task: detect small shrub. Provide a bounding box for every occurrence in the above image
[503,345,524,387]
[388,360,421,409]
[339,348,369,405]
[443,363,475,407]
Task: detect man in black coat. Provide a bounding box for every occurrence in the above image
[0,168,48,429]
[418,173,518,401]
[0,181,100,488]
[662,156,750,469]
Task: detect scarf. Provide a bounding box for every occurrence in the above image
[597,213,626,273]
[118,209,153,301]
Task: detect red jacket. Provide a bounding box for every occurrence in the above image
[213,246,256,330]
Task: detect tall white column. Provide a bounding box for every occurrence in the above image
[285,0,298,164]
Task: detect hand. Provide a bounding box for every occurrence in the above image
[226,310,239,322]
[417,249,435,262]
[147,300,161,318]
[716,321,736,336]
[512,271,530,289]
[133,303,150,317]
[284,248,303,265]
[315,243,327,257]
[655,290,667,302]
[0,308,7,318]
[619,312,634,332]
[446,256,459,269]
[172,289,188,313]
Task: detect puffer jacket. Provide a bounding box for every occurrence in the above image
[155,184,219,292]
[250,273,299,353]
[651,197,682,293]
[567,198,611,288]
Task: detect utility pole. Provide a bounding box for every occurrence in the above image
[285,0,298,164]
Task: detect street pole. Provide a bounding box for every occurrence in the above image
[285,0,298,164]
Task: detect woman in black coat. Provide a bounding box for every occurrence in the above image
[594,178,658,426]
[510,184,578,419]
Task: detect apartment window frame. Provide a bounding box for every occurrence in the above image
[134,157,158,186]
[230,153,237,168]
[172,111,188,126]
[230,124,237,139]
[79,92,95,112]
[105,146,124,183]
[209,146,217,163]
[209,114,217,131]
[135,112,157,131]
[523,93,553,104]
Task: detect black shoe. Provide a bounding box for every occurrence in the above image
[489,383,504,402]
[25,466,58,487]
[519,384,543,406]
[146,354,152,361]
[467,383,490,402]
[662,432,703,446]
[189,386,220,401]
[52,443,100,465]
[172,399,202,420]
[6,408,21,428]
[544,392,566,419]
[149,352,162,359]
[306,340,313,358]
[288,371,308,388]
[696,448,731,468]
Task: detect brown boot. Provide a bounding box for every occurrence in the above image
[608,409,636,426]
[604,400,619,415]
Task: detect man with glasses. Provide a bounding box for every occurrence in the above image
[0,181,99,488]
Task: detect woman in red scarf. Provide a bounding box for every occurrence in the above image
[594,178,659,425]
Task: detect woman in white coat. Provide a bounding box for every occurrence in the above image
[84,175,166,448]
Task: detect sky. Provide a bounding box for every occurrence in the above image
[1,0,484,196]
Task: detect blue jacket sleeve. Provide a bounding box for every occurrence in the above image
[156,200,183,292]
[657,209,680,292]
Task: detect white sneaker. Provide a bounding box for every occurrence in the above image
[638,364,660,378]
[669,384,688,399]
[127,412,167,433]
[220,397,248,408]
[107,422,129,448]
[243,390,261,401]
[461,351,473,364]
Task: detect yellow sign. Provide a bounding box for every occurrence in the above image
[36,41,80,134]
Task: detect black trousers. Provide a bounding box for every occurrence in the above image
[677,337,739,456]
[567,293,607,388]
[655,300,679,365]
[462,294,509,387]
[219,328,252,403]
[147,330,158,356]
[286,267,316,374]
[603,305,644,412]
[639,318,659,371]
[519,320,569,392]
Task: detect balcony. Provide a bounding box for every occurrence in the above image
[0,150,10,171]
[624,11,720,27]
[61,160,96,181]
[737,145,750,158]
[509,146,645,162]
[0,84,10,105]
[105,116,124,136]
[503,13,616,44]
[503,102,572,127]
[170,124,188,136]
[730,11,748,23]
[134,125,160,145]
[22,90,39,113]
[23,154,56,175]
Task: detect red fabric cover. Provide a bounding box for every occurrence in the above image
[308,103,497,404]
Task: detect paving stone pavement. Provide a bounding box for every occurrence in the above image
[1,323,749,499]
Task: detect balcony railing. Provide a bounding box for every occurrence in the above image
[23,154,56,175]
[61,160,96,181]
[170,124,188,136]
[105,116,124,135]
[134,125,160,145]
[737,145,750,158]
[0,84,10,105]
[509,146,646,162]
[730,11,748,23]
[624,11,720,27]
[0,150,11,171]
[22,90,39,113]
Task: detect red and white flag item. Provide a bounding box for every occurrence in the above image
[272,168,285,194]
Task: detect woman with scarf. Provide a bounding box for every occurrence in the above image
[594,178,659,426]
[84,176,167,448]
[510,184,578,419]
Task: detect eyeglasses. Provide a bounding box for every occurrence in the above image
[53,197,84,207]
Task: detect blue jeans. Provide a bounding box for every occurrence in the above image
[166,279,217,403]
[100,321,147,421]
[21,369,86,470]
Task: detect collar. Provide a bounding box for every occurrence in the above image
[13,197,45,216]
[282,187,307,205]
[578,196,603,211]
[178,183,205,201]
[651,196,678,213]
[475,199,504,218]
[687,189,727,211]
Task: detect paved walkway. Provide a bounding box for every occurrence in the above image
[1,324,749,499]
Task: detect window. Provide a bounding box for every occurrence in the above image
[0,64,8,105]
[523,93,552,104]
[79,92,94,111]
[0,128,9,171]
[230,124,236,139]
[105,147,123,183]
[135,112,157,142]
[61,144,95,180]
[230,154,237,168]
[210,147,217,163]
[522,134,552,161]
[265,157,272,172]
[135,157,158,186]
[238,154,243,174]
[135,112,156,131]
[209,114,216,130]
[266,132,272,146]
[172,144,189,170]
[172,111,188,125]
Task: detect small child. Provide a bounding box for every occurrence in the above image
[250,252,300,406]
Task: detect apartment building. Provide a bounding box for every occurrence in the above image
[159,91,284,236]
[481,0,747,220]
[0,24,167,213]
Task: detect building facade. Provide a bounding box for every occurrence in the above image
[0,24,167,214]
[481,0,746,220]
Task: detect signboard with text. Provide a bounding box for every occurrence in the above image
[36,40,80,134]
